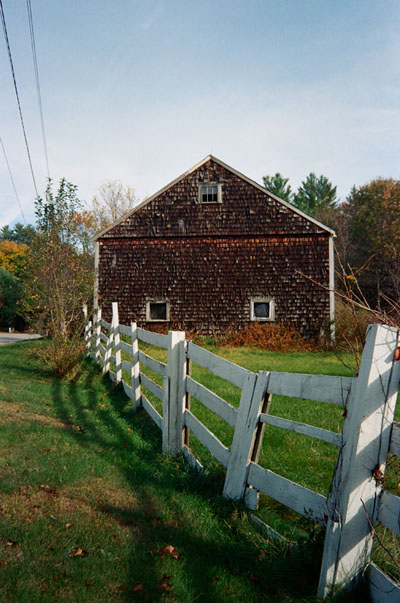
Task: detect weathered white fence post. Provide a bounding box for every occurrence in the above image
[83,304,93,352]
[112,302,122,383]
[94,307,102,363]
[318,324,400,599]
[103,313,114,374]
[163,331,186,455]
[130,322,141,411]
[223,371,270,500]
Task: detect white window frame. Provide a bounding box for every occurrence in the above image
[146,300,170,322]
[197,182,222,204]
[250,298,275,322]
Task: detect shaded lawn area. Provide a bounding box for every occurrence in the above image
[0,341,368,602]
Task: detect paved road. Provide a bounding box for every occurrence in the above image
[0,333,42,345]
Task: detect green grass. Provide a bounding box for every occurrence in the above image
[0,340,392,601]
[127,341,400,582]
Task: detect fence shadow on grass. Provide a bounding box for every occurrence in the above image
[44,357,365,602]
[0,342,371,602]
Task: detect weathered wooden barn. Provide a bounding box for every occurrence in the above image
[94,155,335,338]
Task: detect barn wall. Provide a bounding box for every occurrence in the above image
[98,235,330,338]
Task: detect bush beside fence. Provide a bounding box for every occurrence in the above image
[84,303,400,601]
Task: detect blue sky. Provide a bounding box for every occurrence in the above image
[1,0,399,226]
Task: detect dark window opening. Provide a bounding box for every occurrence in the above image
[254,302,270,319]
[148,301,168,321]
[251,298,275,321]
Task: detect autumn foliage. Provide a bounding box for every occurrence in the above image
[222,322,316,352]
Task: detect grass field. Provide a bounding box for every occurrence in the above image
[0,339,395,601]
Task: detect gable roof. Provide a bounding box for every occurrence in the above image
[94,154,336,240]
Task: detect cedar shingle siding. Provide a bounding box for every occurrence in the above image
[96,157,334,338]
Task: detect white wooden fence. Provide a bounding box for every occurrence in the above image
[84,303,400,601]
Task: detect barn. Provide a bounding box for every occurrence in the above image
[94,155,335,339]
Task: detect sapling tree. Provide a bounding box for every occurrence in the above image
[26,179,93,377]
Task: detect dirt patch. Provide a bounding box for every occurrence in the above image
[0,478,138,532]
[0,401,73,431]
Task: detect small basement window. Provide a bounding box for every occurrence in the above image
[198,183,222,204]
[250,298,275,321]
[146,301,170,322]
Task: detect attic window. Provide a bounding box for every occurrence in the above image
[198,183,222,204]
[250,298,275,322]
[146,300,170,322]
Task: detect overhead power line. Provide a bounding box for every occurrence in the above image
[0,135,26,224]
[26,0,50,179]
[0,0,39,198]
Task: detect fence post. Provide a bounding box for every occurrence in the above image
[130,322,141,411]
[83,304,92,353]
[318,324,400,599]
[223,371,270,501]
[95,307,102,364]
[112,302,122,383]
[103,311,114,374]
[163,331,186,455]
[85,319,93,353]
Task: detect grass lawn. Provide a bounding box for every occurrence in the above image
[0,340,391,601]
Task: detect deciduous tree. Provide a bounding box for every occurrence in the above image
[26,179,93,377]
[343,178,400,307]
[0,240,29,278]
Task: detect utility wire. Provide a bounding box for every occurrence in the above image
[0,0,39,198]
[26,0,50,179]
[0,135,26,224]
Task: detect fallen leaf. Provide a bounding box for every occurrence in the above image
[40,484,57,496]
[155,574,173,592]
[86,580,94,586]
[158,545,179,560]
[6,540,16,546]
[132,584,143,593]
[69,548,89,558]
[65,523,74,529]
[42,448,51,454]
[0,560,7,567]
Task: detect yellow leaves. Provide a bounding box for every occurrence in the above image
[0,240,29,276]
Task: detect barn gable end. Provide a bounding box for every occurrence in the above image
[95,156,334,338]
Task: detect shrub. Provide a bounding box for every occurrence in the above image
[222,322,316,352]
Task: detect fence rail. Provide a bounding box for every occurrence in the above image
[84,303,400,601]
